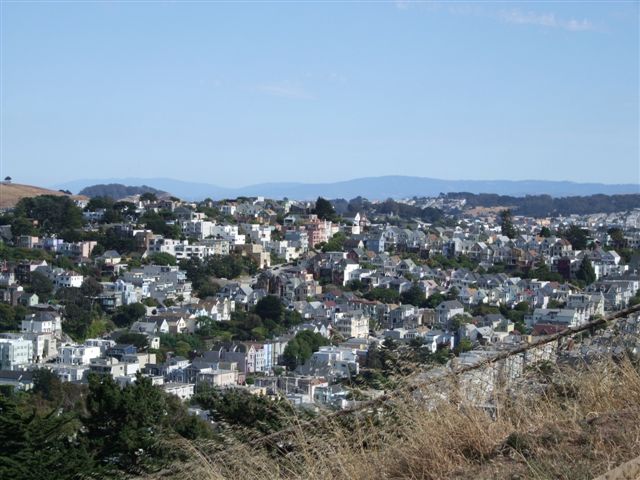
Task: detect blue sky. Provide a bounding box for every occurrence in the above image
[1,1,638,187]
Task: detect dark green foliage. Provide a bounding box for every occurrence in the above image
[10,217,36,237]
[576,257,596,285]
[179,255,258,292]
[455,338,473,355]
[111,303,147,328]
[0,395,94,480]
[27,271,53,301]
[539,226,552,237]
[532,263,564,282]
[427,253,479,271]
[345,279,367,291]
[547,299,564,309]
[255,295,284,322]
[85,196,114,211]
[140,211,181,238]
[365,342,384,369]
[0,304,26,332]
[193,387,297,435]
[158,333,203,357]
[364,287,400,304]
[445,192,640,217]
[163,394,214,440]
[450,314,471,330]
[607,228,627,250]
[562,225,589,250]
[427,347,452,365]
[149,252,177,266]
[346,196,372,215]
[322,231,347,252]
[84,197,130,224]
[424,292,446,308]
[56,287,105,340]
[400,284,426,307]
[313,197,336,220]
[140,192,158,202]
[407,341,453,366]
[116,332,149,350]
[63,303,94,340]
[196,281,221,298]
[0,371,213,479]
[446,286,459,300]
[383,337,398,350]
[500,209,517,239]
[353,341,416,389]
[13,195,83,235]
[375,199,444,223]
[31,369,63,403]
[84,373,171,473]
[500,304,527,329]
[472,304,501,316]
[487,263,506,274]
[282,331,330,370]
[52,255,76,270]
[80,184,165,200]
[96,227,139,254]
[80,276,103,298]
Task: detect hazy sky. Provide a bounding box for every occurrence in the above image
[1,1,638,188]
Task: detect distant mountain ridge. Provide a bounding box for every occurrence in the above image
[56,176,640,201]
[79,184,170,200]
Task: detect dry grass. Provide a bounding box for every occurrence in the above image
[149,359,640,480]
[0,182,87,209]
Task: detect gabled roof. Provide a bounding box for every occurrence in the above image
[438,300,464,310]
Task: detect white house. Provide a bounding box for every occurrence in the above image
[22,311,62,336]
[162,382,195,401]
[54,271,84,289]
[334,312,369,339]
[58,344,102,365]
[436,300,465,325]
[0,336,34,370]
[526,308,582,328]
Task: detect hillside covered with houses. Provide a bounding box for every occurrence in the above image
[0,190,639,476]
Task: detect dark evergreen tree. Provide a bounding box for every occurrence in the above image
[80,276,103,298]
[563,225,589,250]
[400,284,426,307]
[499,209,517,239]
[282,331,329,370]
[576,257,596,285]
[255,295,284,322]
[28,271,53,300]
[31,369,63,403]
[84,373,171,473]
[13,195,83,234]
[313,197,336,220]
[0,395,94,480]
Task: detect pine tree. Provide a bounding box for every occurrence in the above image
[0,395,94,480]
[313,197,336,220]
[576,257,596,285]
[84,373,170,473]
[499,209,517,239]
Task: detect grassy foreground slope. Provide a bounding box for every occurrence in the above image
[149,359,640,480]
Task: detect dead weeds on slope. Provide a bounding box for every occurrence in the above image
[151,358,640,480]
